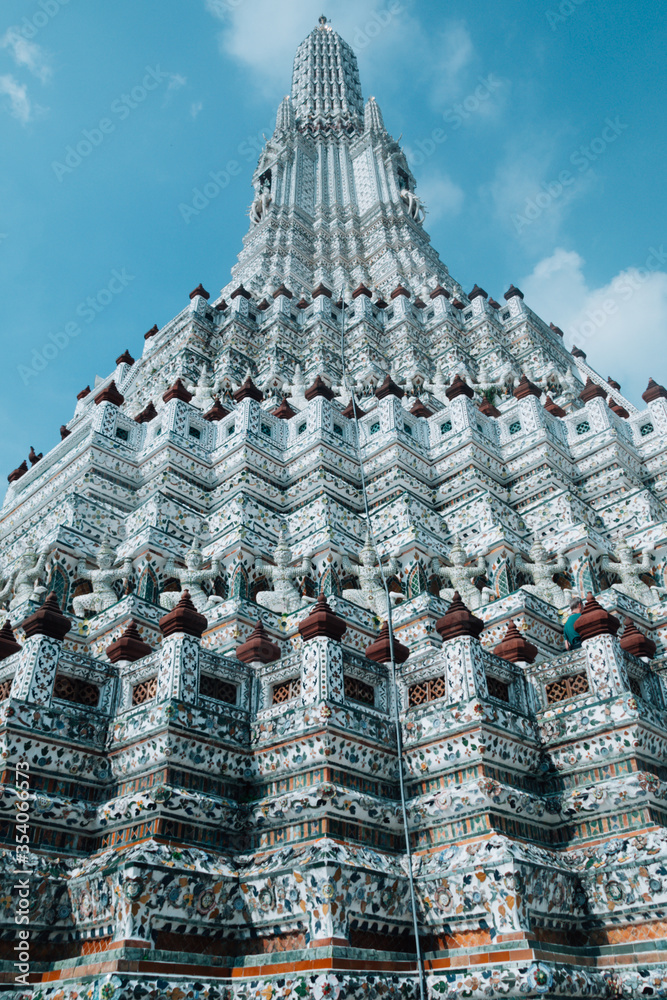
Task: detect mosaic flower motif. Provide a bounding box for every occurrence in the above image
[526,963,553,993]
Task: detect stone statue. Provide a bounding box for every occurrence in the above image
[187,365,216,411]
[255,526,313,614]
[285,364,308,409]
[432,535,492,609]
[5,547,50,611]
[600,538,665,606]
[342,530,401,618]
[400,188,425,224]
[160,538,223,612]
[73,542,133,618]
[250,179,272,225]
[423,363,449,405]
[515,540,571,608]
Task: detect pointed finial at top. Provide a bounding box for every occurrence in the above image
[319,14,329,26]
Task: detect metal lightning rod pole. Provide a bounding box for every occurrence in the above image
[338,287,427,1000]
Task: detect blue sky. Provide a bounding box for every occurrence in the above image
[1,0,665,475]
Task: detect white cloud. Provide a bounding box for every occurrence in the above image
[427,21,474,107]
[417,173,464,221]
[521,247,667,405]
[190,101,204,119]
[0,29,51,83]
[168,73,187,91]
[0,74,32,124]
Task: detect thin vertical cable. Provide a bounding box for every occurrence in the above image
[339,289,427,1000]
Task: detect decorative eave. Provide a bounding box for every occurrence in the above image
[435,592,484,641]
[410,399,433,418]
[159,591,207,639]
[445,374,473,401]
[549,323,564,338]
[298,594,347,642]
[574,594,620,641]
[106,620,153,663]
[375,374,404,400]
[163,379,193,404]
[429,284,450,300]
[231,284,251,300]
[236,621,281,664]
[478,398,500,418]
[365,621,409,664]
[272,283,293,300]
[272,397,297,419]
[116,350,135,366]
[619,618,656,660]
[233,376,263,403]
[342,399,366,419]
[312,283,332,299]
[494,620,537,664]
[189,283,210,300]
[77,386,91,400]
[390,284,410,300]
[642,378,667,403]
[579,378,607,402]
[305,375,334,401]
[544,396,566,418]
[513,375,542,400]
[203,398,230,422]
[468,284,488,300]
[352,283,372,299]
[94,381,124,407]
[0,620,21,660]
[144,324,159,340]
[134,401,157,424]
[21,593,71,641]
[504,284,524,300]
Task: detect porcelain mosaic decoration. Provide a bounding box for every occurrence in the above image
[2,15,667,999]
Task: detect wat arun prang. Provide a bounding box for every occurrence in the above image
[1,15,667,1000]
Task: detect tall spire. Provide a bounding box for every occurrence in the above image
[291,16,364,132]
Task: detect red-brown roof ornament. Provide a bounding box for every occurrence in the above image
[410,399,434,418]
[230,284,251,300]
[203,398,230,422]
[468,285,488,300]
[144,324,159,340]
[445,374,474,401]
[7,460,28,484]
[414,297,426,309]
[429,284,450,299]
[544,396,566,417]
[488,298,501,309]
[21,593,71,641]
[162,379,193,404]
[352,283,373,299]
[513,375,542,400]
[375,296,388,309]
[60,425,71,440]
[215,299,227,312]
[478,398,500,418]
[94,380,124,406]
[619,618,656,660]
[296,297,309,309]
[607,376,621,390]
[571,345,587,359]
[189,283,210,300]
[375,374,405,400]
[298,594,347,642]
[257,298,270,311]
[116,349,135,366]
[435,592,484,642]
[452,299,465,310]
[134,401,157,424]
[0,619,21,660]
[106,620,153,663]
[305,375,334,401]
[579,378,607,402]
[549,323,564,338]
[312,282,332,299]
[236,620,281,664]
[28,447,42,466]
[504,284,524,300]
[642,378,667,403]
[342,399,366,419]
[390,284,411,300]
[77,386,91,400]
[573,593,620,641]
[233,375,264,403]
[493,620,538,664]
[159,591,207,639]
[272,283,293,300]
[272,397,297,419]
[365,621,410,664]
[608,399,629,419]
